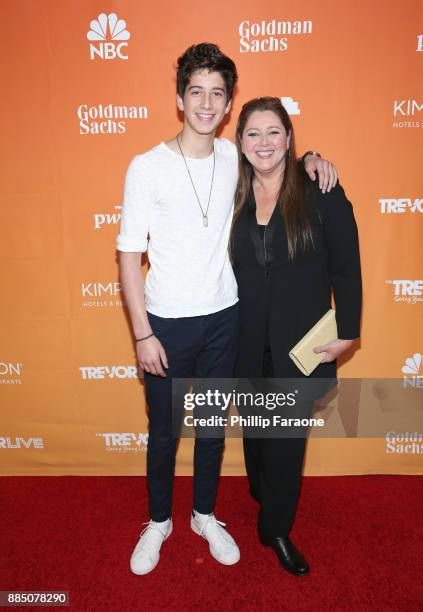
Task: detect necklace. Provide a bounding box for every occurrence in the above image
[176,135,215,227]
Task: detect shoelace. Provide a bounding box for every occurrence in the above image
[137,520,169,552]
[197,515,233,545]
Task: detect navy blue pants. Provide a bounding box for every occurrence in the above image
[144,303,239,522]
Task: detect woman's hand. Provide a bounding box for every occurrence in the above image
[137,336,168,377]
[304,155,338,193]
[313,339,354,363]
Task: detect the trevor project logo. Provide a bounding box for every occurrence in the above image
[385,280,423,304]
[87,13,130,61]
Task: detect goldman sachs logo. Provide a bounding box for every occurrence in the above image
[77,104,148,135]
[238,18,312,53]
[87,13,130,60]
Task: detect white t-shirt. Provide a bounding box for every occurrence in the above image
[116,138,239,318]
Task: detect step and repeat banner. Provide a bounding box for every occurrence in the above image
[1,1,422,475]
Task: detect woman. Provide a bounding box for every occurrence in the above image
[231,97,362,576]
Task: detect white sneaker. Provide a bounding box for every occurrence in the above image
[191,511,240,565]
[130,518,173,575]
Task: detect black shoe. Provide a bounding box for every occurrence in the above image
[258,525,310,576]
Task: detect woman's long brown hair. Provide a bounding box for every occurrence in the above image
[232,96,314,260]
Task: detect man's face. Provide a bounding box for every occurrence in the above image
[177,69,232,136]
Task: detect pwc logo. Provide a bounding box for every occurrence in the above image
[87,13,130,61]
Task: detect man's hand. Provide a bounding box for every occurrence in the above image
[304,155,338,193]
[313,339,354,363]
[137,336,168,377]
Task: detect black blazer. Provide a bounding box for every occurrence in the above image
[232,172,362,380]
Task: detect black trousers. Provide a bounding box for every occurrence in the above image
[243,323,313,537]
[144,303,239,522]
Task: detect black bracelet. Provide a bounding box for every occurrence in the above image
[135,333,155,343]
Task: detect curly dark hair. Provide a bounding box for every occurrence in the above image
[176,43,238,102]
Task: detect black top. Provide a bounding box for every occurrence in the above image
[231,170,362,380]
[257,223,267,239]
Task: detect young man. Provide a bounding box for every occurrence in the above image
[116,43,337,575]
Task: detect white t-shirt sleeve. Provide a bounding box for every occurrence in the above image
[116,155,154,253]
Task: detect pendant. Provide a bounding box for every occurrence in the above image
[203,215,208,227]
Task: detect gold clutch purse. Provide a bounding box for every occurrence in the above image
[289,309,338,376]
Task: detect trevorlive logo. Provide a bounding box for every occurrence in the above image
[87,13,130,60]
[0,437,44,449]
[379,198,423,213]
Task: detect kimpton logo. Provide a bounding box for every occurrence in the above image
[281,97,300,116]
[393,99,422,129]
[0,361,23,385]
[87,13,130,60]
[402,353,422,388]
[81,281,123,308]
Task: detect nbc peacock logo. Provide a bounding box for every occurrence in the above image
[87,13,130,61]
[280,97,301,116]
[402,353,422,389]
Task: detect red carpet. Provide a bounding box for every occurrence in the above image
[1,475,422,611]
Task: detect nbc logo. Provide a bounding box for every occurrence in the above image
[281,97,301,116]
[87,13,130,61]
[402,353,422,388]
[417,34,423,52]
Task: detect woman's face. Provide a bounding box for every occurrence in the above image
[241,110,290,175]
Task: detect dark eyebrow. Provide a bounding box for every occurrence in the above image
[246,126,282,131]
[187,85,226,92]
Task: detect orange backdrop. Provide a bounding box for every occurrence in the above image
[1,0,422,475]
